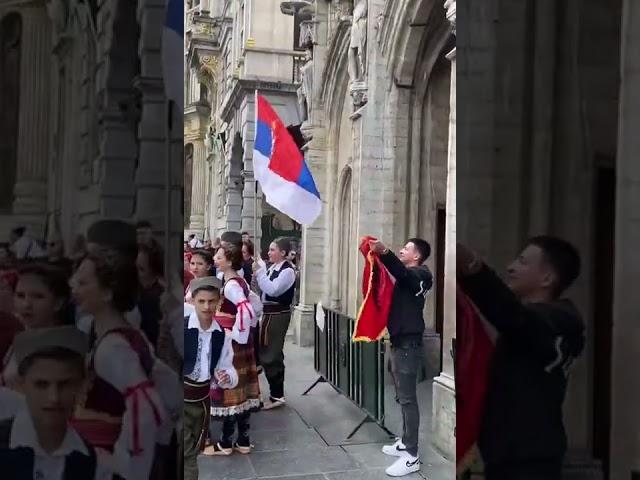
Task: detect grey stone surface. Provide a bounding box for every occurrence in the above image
[203,341,453,479]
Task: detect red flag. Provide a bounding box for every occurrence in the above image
[456,285,496,473]
[352,236,395,342]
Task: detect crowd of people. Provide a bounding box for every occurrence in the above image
[0,220,183,480]
[182,230,301,480]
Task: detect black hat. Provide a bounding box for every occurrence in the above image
[220,231,242,247]
[87,220,137,258]
[14,326,88,367]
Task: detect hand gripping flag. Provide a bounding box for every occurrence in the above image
[162,0,183,112]
[352,236,396,342]
[253,93,322,225]
[456,285,496,474]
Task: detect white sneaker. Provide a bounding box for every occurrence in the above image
[385,453,421,477]
[262,396,286,410]
[382,438,408,457]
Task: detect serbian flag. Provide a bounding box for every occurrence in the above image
[352,236,396,342]
[456,285,496,473]
[253,93,322,225]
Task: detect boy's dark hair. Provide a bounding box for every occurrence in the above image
[241,231,249,236]
[86,250,138,312]
[18,347,86,377]
[408,238,431,264]
[527,236,581,296]
[11,226,25,237]
[136,220,152,229]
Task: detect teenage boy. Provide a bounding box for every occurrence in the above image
[0,326,112,479]
[457,237,584,480]
[183,277,237,480]
[368,238,433,477]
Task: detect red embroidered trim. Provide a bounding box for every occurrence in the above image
[124,380,163,456]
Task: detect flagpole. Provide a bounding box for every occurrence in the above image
[254,90,259,254]
[165,99,173,291]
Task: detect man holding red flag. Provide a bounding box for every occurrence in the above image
[457,237,584,480]
[367,237,433,477]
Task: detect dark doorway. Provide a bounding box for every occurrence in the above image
[592,164,615,479]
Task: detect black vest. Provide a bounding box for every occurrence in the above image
[183,315,225,377]
[0,418,97,479]
[264,261,295,307]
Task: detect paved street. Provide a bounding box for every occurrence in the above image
[200,340,453,480]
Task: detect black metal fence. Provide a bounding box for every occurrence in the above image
[304,304,392,439]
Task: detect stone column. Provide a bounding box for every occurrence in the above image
[432,0,456,461]
[189,140,207,231]
[610,1,640,477]
[13,6,51,222]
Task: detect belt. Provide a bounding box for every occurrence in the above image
[184,378,210,403]
[263,304,291,315]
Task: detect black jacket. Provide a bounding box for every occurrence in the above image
[459,265,585,466]
[378,251,433,343]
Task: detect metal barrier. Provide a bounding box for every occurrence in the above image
[303,304,394,440]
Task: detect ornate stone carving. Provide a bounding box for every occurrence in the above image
[297,49,313,123]
[445,0,456,35]
[299,19,315,48]
[348,0,367,84]
[349,82,368,109]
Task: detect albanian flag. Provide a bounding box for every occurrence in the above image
[352,236,395,342]
[456,285,496,473]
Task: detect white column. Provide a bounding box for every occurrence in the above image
[189,140,207,231]
[432,0,456,461]
[610,1,640,477]
[13,6,51,218]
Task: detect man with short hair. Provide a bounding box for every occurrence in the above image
[183,277,237,480]
[457,236,585,480]
[368,237,433,477]
[0,326,112,479]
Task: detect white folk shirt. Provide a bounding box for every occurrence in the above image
[255,261,296,301]
[184,310,237,388]
[93,334,166,480]
[9,409,112,480]
[221,279,256,345]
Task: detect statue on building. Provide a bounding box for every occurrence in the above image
[298,50,313,123]
[205,125,215,155]
[348,0,367,83]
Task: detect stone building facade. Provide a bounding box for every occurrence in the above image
[0,0,182,253]
[184,0,304,249]
[459,0,639,477]
[286,0,457,460]
[184,0,457,460]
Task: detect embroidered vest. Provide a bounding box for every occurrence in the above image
[215,277,251,330]
[183,316,225,377]
[264,261,295,307]
[0,419,97,479]
[71,327,154,452]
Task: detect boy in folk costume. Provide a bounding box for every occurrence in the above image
[183,277,237,480]
[205,237,261,455]
[0,326,112,480]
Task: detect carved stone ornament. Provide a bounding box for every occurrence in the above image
[350,81,368,109]
[199,55,219,77]
[445,0,456,35]
[46,0,69,34]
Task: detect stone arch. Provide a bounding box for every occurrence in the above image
[387,0,452,333]
[0,12,22,211]
[331,165,353,312]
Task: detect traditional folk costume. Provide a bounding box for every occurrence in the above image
[209,275,261,454]
[70,326,167,479]
[0,326,113,480]
[254,260,296,408]
[183,277,237,480]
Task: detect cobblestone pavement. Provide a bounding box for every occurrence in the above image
[199,340,453,480]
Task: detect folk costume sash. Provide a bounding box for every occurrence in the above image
[456,285,495,473]
[352,236,395,342]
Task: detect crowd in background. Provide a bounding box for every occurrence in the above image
[0,220,183,480]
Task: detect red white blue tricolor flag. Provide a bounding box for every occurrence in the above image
[162,0,183,112]
[253,93,322,225]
